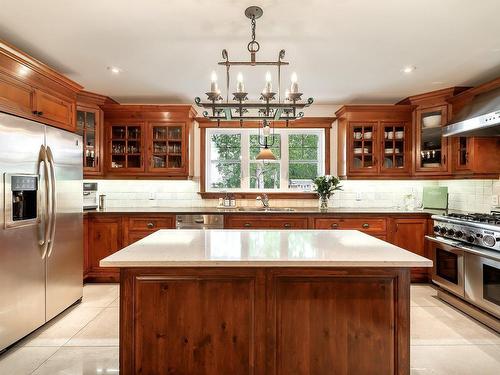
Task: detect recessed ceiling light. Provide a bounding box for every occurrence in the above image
[401,66,416,74]
[107,66,122,74]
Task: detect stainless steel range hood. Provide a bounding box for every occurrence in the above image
[443,86,500,137]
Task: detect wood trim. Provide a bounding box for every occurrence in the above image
[0,39,83,92]
[77,90,118,106]
[103,104,196,119]
[198,123,331,198]
[396,86,470,105]
[446,77,500,104]
[335,105,415,117]
[196,117,335,128]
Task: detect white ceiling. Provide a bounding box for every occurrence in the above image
[0,0,499,107]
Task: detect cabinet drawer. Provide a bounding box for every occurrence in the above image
[128,216,175,231]
[225,215,308,229]
[314,218,386,233]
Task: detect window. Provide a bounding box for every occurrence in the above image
[206,128,325,192]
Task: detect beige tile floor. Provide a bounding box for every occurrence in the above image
[0,284,498,374]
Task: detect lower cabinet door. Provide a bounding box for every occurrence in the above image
[87,216,122,282]
[389,218,428,282]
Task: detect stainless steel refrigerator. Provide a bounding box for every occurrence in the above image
[0,112,83,352]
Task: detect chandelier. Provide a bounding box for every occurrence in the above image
[194,6,314,127]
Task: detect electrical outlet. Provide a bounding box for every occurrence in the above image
[355,192,362,201]
[492,195,499,206]
[149,192,156,200]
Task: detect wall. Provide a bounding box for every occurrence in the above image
[88,178,499,213]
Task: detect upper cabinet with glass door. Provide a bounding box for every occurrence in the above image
[76,106,102,177]
[348,122,378,175]
[335,105,413,179]
[414,105,450,175]
[148,123,188,175]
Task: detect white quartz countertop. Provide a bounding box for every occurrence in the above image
[100,229,433,268]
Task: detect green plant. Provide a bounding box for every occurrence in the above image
[313,175,342,199]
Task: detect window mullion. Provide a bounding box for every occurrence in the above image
[241,130,250,190]
[281,129,289,191]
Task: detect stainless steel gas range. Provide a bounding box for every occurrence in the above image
[426,212,500,324]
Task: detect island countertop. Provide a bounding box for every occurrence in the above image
[100,229,432,268]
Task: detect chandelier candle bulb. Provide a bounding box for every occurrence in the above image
[264,71,272,93]
[236,72,244,93]
[210,71,218,92]
[263,124,271,136]
[291,72,298,93]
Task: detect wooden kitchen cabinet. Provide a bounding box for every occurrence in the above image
[314,217,387,234]
[336,105,414,178]
[103,105,194,178]
[107,122,146,173]
[224,215,308,229]
[414,105,450,175]
[452,137,500,175]
[76,90,114,178]
[77,105,103,176]
[86,216,123,282]
[388,218,429,282]
[34,88,75,130]
[0,41,81,132]
[125,215,176,245]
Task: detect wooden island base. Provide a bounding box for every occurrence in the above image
[120,267,410,375]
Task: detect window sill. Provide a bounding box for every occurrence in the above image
[198,192,318,199]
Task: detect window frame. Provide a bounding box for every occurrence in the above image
[205,127,326,193]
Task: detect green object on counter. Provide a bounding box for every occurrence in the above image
[422,186,448,209]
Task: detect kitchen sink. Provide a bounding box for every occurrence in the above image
[237,207,295,212]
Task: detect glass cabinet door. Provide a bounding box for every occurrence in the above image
[416,105,449,172]
[349,122,377,173]
[149,124,184,172]
[76,108,99,172]
[110,124,143,170]
[455,137,471,171]
[380,122,408,173]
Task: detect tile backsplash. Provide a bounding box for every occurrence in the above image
[87,178,500,213]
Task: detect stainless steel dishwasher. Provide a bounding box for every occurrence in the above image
[176,214,224,229]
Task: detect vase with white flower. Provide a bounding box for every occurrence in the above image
[313,175,342,210]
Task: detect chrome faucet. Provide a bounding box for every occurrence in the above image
[256,193,270,208]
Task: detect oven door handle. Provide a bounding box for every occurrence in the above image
[425,235,462,248]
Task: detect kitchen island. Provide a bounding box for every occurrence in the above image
[101,229,432,375]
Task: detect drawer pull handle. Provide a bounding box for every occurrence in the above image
[331,223,339,229]
[147,222,155,229]
[284,223,291,228]
[244,223,251,227]
[362,223,370,229]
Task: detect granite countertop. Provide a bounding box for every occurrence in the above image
[85,206,443,215]
[100,229,433,268]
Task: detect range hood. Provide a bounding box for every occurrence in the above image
[443,86,500,137]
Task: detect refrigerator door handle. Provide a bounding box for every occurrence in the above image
[37,145,51,259]
[46,146,57,258]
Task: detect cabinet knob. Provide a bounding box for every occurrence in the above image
[362,223,370,229]
[284,223,291,228]
[331,223,339,229]
[37,111,43,116]
[244,223,251,227]
[32,110,38,115]
[147,222,155,229]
